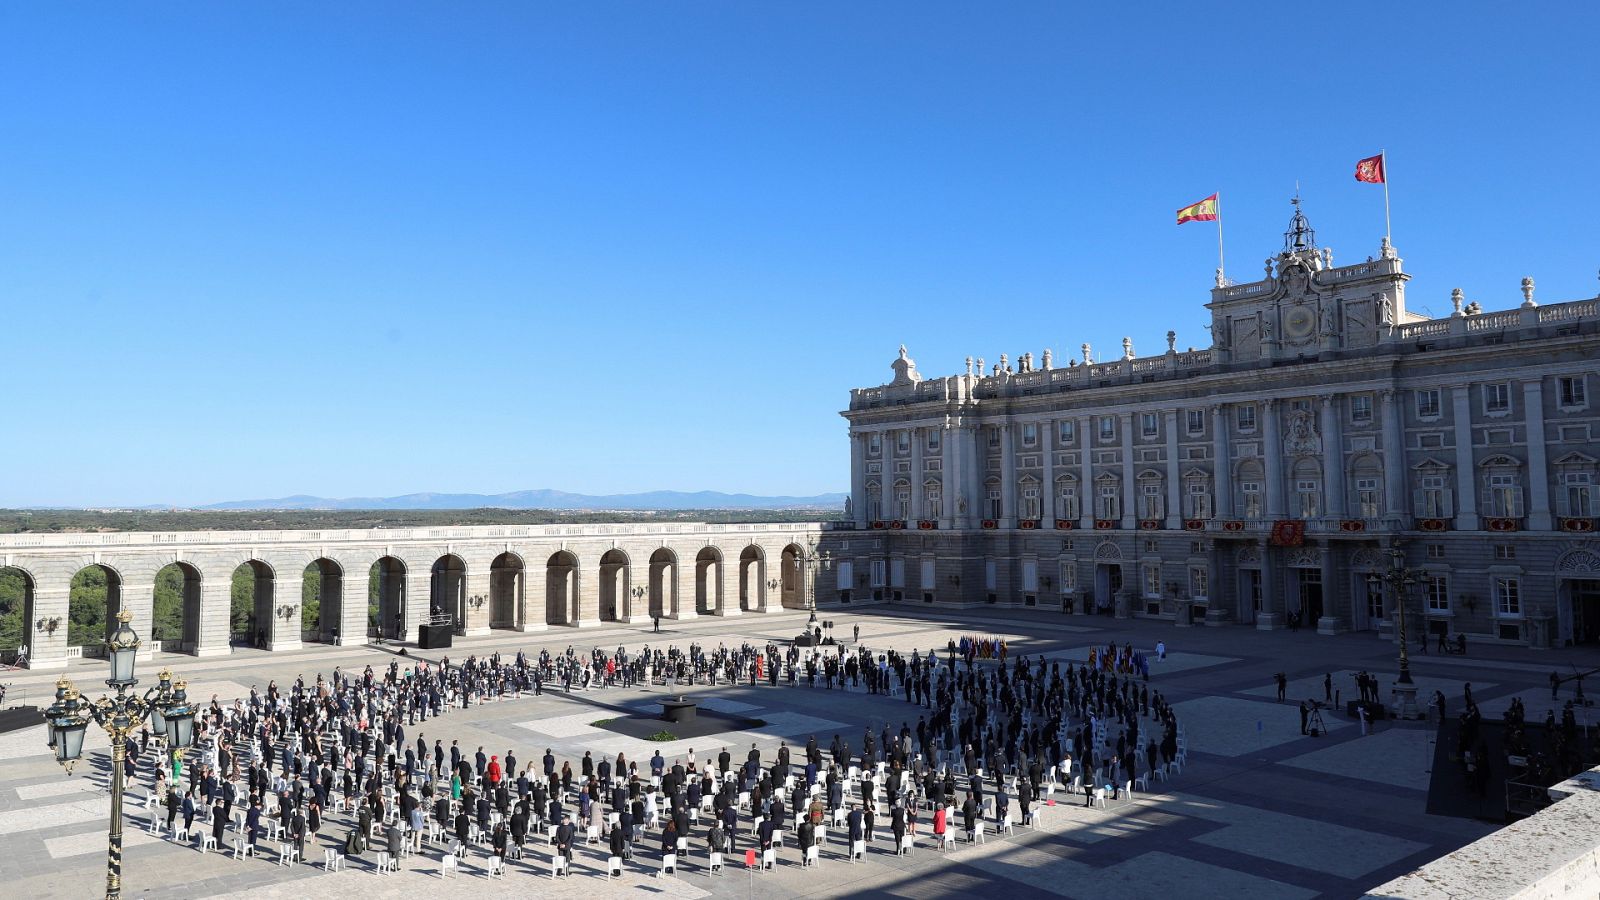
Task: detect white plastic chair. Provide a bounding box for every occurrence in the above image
[486,856,505,879]
[323,848,342,871]
[899,834,915,856]
[201,834,218,854]
[973,821,987,844]
[803,844,819,867]
[441,854,458,877]
[1091,788,1108,810]
[550,854,569,879]
[660,853,677,878]
[1001,814,1014,835]
[606,855,623,879]
[761,847,776,870]
[708,851,723,873]
[276,843,295,865]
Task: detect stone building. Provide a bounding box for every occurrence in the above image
[838,204,1600,646]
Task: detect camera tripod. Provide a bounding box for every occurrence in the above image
[1307,703,1328,737]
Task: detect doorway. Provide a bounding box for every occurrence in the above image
[1298,569,1324,624]
[1094,564,1121,615]
[1570,579,1600,644]
[1239,569,1261,625]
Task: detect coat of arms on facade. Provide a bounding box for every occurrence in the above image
[1285,410,1321,456]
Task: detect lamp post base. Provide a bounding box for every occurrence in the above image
[1391,681,1423,720]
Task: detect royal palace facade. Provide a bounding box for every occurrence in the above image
[837,207,1600,647]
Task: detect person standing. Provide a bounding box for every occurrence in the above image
[1275,673,1287,702]
[1299,701,1310,736]
[1324,673,1333,704]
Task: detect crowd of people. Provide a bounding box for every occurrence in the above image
[115,632,1185,880]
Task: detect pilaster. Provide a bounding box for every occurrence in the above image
[1164,409,1181,529]
[999,421,1017,527]
[1524,379,1553,530]
[1320,395,1346,519]
[1211,405,1233,520]
[1380,389,1409,522]
[1119,412,1136,529]
[1263,400,1286,519]
[1452,387,1479,530]
[1079,416,1095,528]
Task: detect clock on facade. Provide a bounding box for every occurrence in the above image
[1284,305,1316,341]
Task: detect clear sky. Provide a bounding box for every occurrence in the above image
[3,3,1597,507]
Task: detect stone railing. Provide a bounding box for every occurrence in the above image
[1465,310,1523,332]
[0,521,828,551]
[1540,299,1598,323]
[1396,319,1452,339]
[1394,296,1599,343]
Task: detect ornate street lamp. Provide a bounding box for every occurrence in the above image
[1365,538,1423,720]
[41,611,194,900]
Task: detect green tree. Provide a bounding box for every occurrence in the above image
[0,568,27,651]
[152,565,186,643]
[68,567,109,646]
[302,566,320,632]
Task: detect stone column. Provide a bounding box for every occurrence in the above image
[574,561,601,626]
[27,584,71,670]
[1256,541,1282,630]
[337,567,370,645]
[268,569,303,652]
[1211,405,1233,520]
[1320,395,1346,519]
[1380,389,1409,522]
[1041,422,1057,524]
[1164,409,1181,529]
[1524,379,1553,530]
[999,421,1017,526]
[463,569,492,635]
[850,432,869,528]
[1452,387,1479,530]
[713,554,741,617]
[1316,543,1345,634]
[1120,413,1136,529]
[909,426,924,523]
[1263,400,1285,519]
[1079,416,1095,528]
[123,579,156,660]
[195,576,232,657]
[405,569,432,642]
[944,424,963,528]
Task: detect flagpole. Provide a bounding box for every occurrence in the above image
[1381,149,1392,244]
[1216,192,1226,282]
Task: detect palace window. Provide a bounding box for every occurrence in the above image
[1494,544,1516,560]
[1097,483,1121,520]
[1559,376,1588,409]
[1141,413,1159,438]
[1484,382,1512,415]
[1355,477,1380,518]
[896,431,910,454]
[1022,422,1038,447]
[1099,416,1116,442]
[1236,405,1257,432]
[1139,478,1163,519]
[927,429,941,451]
[1186,409,1205,435]
[1296,477,1321,519]
[1185,476,1212,519]
[1562,472,1594,518]
[988,426,1001,448]
[1415,471,1454,518]
[1021,485,1041,520]
[1482,461,1525,518]
[868,433,881,455]
[1350,394,1374,424]
[1427,543,1446,559]
[1189,566,1209,602]
[1241,482,1262,520]
[894,482,911,520]
[1427,575,1450,612]
[985,482,1002,520]
[1416,388,1442,419]
[1142,563,1162,599]
[925,484,943,519]
[920,558,936,589]
[866,484,882,521]
[1058,420,1076,444]
[1057,479,1080,520]
[1058,562,1077,593]
[1494,577,1522,617]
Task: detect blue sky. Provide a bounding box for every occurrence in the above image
[3,3,1597,507]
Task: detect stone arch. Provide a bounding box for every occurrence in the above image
[227,559,279,650]
[370,556,408,640]
[546,550,579,626]
[68,563,123,649]
[780,543,805,610]
[1558,548,1600,575]
[598,548,630,623]
[153,561,204,654]
[306,558,344,644]
[648,548,678,619]
[431,554,468,635]
[738,545,765,612]
[695,546,724,615]
[490,552,525,631]
[1093,541,1122,561]
[0,565,36,663]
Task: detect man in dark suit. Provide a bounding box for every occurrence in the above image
[554,815,576,865]
[847,804,864,846]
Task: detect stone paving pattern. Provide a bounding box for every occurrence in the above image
[4,605,1596,899]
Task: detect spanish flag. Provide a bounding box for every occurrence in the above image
[1176,194,1218,225]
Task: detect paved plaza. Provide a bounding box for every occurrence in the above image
[3,606,1595,899]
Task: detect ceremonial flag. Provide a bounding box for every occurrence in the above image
[1175,194,1218,225]
[1354,153,1386,184]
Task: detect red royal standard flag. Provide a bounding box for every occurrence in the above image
[1354,153,1386,184]
[1176,193,1218,224]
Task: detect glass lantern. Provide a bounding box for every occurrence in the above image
[106,610,140,686]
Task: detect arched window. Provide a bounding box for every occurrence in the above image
[866,482,882,521]
[1095,473,1121,520]
[1183,469,1212,519]
[1056,475,1079,520]
[1019,477,1041,520]
[1137,471,1163,519]
[1480,455,1524,518]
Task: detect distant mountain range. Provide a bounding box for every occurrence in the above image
[198,489,848,511]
